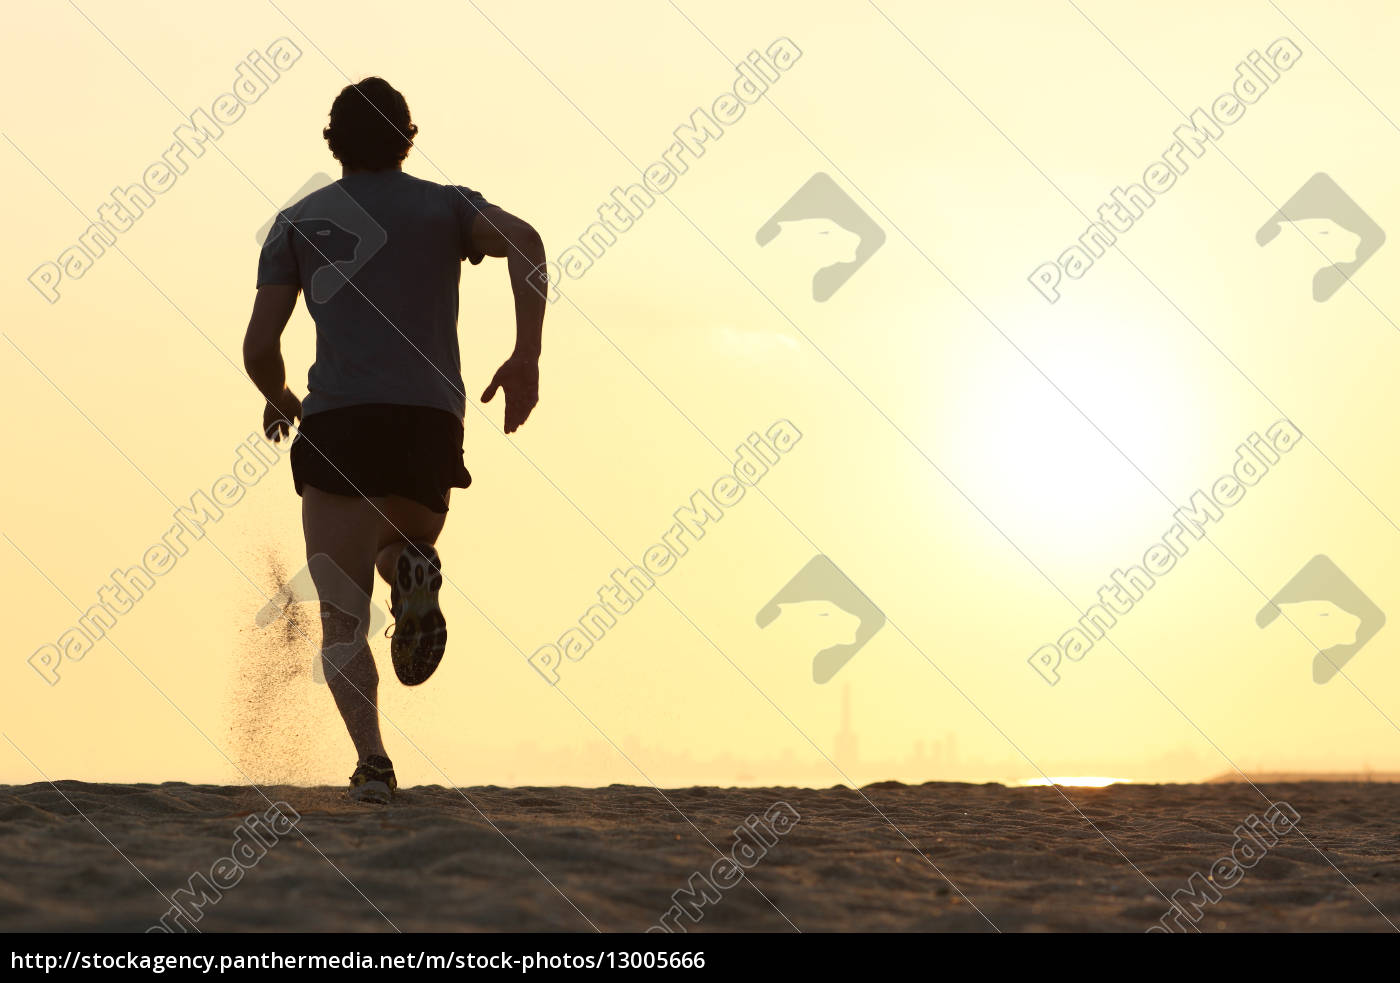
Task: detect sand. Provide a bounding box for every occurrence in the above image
[0,780,1395,932]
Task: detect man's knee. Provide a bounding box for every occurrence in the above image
[319,603,371,682]
[319,603,369,646]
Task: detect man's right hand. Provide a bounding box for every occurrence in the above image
[481,355,539,434]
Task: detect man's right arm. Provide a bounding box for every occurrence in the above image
[471,205,546,433]
[471,205,545,358]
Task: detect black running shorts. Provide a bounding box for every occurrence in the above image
[290,403,471,514]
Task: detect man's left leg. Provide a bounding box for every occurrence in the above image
[302,487,387,769]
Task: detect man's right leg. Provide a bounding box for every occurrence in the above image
[374,494,450,686]
[374,493,448,583]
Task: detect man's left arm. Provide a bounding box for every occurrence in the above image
[242,284,303,441]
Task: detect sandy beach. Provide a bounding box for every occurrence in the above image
[1,780,1395,933]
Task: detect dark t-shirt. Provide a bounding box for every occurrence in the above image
[256,171,492,419]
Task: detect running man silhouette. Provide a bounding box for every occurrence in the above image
[242,78,545,803]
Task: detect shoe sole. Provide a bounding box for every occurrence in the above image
[391,544,447,686]
[348,780,393,805]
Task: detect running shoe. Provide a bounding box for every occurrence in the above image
[348,754,397,804]
[388,542,447,686]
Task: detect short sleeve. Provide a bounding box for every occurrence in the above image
[451,186,492,266]
[256,214,301,287]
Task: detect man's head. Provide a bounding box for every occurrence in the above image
[322,77,417,172]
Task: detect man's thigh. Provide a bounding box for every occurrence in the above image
[301,486,382,625]
[375,494,449,555]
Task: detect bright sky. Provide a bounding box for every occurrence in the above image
[3,0,1400,790]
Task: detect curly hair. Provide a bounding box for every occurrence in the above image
[322,78,417,171]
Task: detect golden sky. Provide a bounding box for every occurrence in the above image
[3,0,1400,789]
